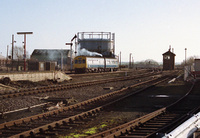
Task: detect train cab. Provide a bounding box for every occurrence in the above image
[74,56,87,73]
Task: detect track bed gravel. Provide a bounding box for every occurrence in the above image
[0,70,193,137]
[60,76,193,137]
[0,70,151,123]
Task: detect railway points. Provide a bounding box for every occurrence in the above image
[0,69,196,138]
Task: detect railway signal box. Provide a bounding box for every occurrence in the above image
[162,49,176,70]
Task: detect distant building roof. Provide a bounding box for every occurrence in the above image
[31,49,71,62]
[32,49,70,55]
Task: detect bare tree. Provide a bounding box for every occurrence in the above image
[10,46,30,60]
[181,56,198,66]
[13,46,23,60]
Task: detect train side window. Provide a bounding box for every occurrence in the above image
[82,59,85,63]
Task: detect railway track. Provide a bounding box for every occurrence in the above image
[0,75,170,138]
[0,71,160,99]
[0,83,16,91]
[69,69,151,78]
[89,79,200,138]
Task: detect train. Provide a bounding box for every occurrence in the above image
[74,56,119,73]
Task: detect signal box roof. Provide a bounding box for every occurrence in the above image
[162,49,176,56]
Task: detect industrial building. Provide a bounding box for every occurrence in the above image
[0,54,7,71]
[30,49,72,71]
[76,32,115,57]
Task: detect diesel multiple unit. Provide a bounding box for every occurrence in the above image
[74,56,118,73]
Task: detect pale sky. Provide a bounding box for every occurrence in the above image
[1,0,200,63]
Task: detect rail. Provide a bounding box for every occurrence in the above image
[90,81,198,138]
[0,76,169,137]
[0,71,159,99]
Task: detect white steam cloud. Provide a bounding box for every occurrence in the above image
[77,45,102,57]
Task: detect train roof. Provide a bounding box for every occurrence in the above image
[75,56,116,59]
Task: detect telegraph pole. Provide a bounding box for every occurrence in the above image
[12,35,14,60]
[120,51,121,70]
[7,45,9,59]
[7,45,9,71]
[17,32,33,71]
[65,35,77,73]
[132,56,134,69]
[11,34,16,71]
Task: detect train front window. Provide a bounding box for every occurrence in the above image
[75,60,78,64]
[78,60,81,64]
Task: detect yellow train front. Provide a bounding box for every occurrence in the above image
[74,56,119,73]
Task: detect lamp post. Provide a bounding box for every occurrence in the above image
[129,53,132,69]
[60,52,63,71]
[65,42,73,72]
[185,48,187,66]
[11,34,16,71]
[17,32,33,71]
[66,35,77,73]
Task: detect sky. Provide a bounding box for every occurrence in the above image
[0,0,200,63]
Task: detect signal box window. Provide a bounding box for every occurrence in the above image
[164,55,170,60]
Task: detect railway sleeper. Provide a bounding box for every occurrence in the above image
[147,118,174,123]
[148,119,172,123]
[44,131,58,136]
[72,120,85,125]
[55,125,73,130]
[28,121,53,126]
[137,127,159,130]
[123,133,150,137]
[132,129,155,133]
[153,118,175,121]
[158,116,179,120]
[46,116,70,120]
[81,117,94,122]
[129,130,154,135]
[119,136,145,138]
[3,127,30,131]
[146,122,167,125]
[52,113,75,117]
[157,113,178,117]
[1,129,25,134]
[121,132,149,137]
[63,123,79,127]
[38,131,58,137]
[0,134,16,138]
[55,123,72,129]
[12,124,37,129]
[144,124,164,127]
[158,114,178,118]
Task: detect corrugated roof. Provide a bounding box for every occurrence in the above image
[32,49,70,54]
[30,49,71,62]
